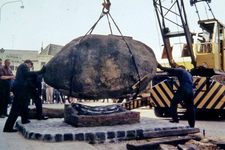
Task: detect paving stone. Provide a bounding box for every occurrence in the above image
[85,133,95,141]
[75,133,84,141]
[162,127,171,130]
[117,131,125,138]
[107,131,115,139]
[28,132,34,139]
[35,133,42,140]
[64,133,73,141]
[96,132,106,141]
[136,129,144,139]
[154,128,162,131]
[22,128,26,136]
[43,134,53,141]
[55,134,63,142]
[127,130,136,138]
[25,131,29,139]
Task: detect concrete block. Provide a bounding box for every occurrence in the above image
[75,133,84,141]
[55,134,63,142]
[64,133,73,141]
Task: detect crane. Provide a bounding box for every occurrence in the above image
[123,0,225,119]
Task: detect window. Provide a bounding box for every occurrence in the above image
[197,43,212,53]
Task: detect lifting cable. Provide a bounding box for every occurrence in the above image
[69,0,141,99]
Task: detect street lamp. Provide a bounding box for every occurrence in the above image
[0,0,24,23]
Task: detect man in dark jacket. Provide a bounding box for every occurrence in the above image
[0,59,14,117]
[26,74,48,120]
[157,63,195,127]
[0,68,15,118]
[3,60,46,132]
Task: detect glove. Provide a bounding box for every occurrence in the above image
[39,66,46,74]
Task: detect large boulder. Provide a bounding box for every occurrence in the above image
[43,34,157,99]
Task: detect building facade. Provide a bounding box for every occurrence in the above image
[0,44,63,74]
[38,44,63,69]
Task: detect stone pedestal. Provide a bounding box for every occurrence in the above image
[64,104,140,127]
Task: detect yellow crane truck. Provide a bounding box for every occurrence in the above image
[123,0,225,118]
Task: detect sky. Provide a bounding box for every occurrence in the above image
[0,0,225,60]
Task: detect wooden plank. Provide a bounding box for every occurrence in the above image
[126,135,202,150]
[142,128,200,139]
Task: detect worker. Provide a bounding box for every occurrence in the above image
[3,60,46,132]
[0,67,15,118]
[0,59,15,117]
[157,63,195,127]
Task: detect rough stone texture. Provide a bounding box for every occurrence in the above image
[64,104,140,127]
[43,34,157,99]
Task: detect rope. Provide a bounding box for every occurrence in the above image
[106,14,113,35]
[85,13,105,35]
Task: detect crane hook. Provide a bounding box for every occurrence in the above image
[102,0,111,14]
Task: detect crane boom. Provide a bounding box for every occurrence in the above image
[153,0,196,68]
